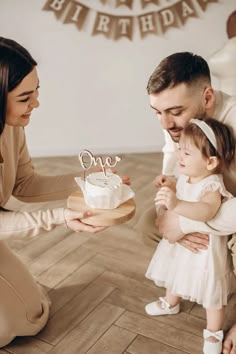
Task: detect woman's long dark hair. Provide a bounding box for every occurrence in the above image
[0,37,37,135]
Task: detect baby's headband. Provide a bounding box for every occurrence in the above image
[189,119,217,150]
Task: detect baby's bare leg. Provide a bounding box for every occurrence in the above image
[165,289,181,307]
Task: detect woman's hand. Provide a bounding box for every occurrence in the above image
[63,209,107,233]
[121,175,130,185]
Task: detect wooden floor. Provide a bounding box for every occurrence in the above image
[2,152,236,354]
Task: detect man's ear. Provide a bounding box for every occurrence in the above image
[203,87,215,109]
[207,156,219,171]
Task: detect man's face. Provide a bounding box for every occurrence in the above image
[149,83,210,142]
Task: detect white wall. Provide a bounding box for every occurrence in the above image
[0,0,235,157]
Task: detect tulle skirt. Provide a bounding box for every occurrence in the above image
[145,237,236,309]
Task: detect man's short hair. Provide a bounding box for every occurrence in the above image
[147,52,211,94]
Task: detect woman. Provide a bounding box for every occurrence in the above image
[0,36,113,347]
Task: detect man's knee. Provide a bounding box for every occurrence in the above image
[135,205,162,247]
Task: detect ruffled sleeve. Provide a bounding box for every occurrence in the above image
[199,174,233,201]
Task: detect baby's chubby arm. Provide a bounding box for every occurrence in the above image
[155,188,222,241]
[155,187,221,221]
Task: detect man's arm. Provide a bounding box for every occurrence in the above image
[179,197,236,236]
[156,209,209,252]
[157,198,236,253]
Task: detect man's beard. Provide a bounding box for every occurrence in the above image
[167,127,183,142]
[168,109,207,143]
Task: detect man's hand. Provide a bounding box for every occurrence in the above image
[156,209,209,252]
[178,233,209,253]
[64,209,107,233]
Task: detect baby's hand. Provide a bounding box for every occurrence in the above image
[155,186,178,210]
[154,175,176,191]
[154,174,168,188]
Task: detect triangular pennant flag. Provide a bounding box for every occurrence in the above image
[42,0,71,20]
[196,0,218,12]
[92,12,115,39]
[174,0,198,25]
[114,16,133,40]
[141,0,159,9]
[138,12,158,38]
[63,1,89,30]
[116,0,133,8]
[158,4,180,33]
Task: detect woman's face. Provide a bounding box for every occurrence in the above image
[6,67,39,127]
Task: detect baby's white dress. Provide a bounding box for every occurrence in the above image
[145,174,236,309]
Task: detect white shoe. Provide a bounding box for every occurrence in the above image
[203,329,223,354]
[145,297,180,316]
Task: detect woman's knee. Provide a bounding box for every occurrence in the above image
[0,317,15,348]
[0,334,15,348]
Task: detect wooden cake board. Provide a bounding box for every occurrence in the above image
[67,189,136,227]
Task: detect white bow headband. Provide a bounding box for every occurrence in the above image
[190,119,217,150]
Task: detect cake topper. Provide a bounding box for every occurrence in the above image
[78,150,121,178]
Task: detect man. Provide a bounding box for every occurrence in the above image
[138,52,236,354]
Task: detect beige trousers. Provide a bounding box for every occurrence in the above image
[0,241,50,347]
[137,205,162,247]
[137,205,236,275]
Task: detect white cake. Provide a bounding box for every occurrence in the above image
[84,171,123,209]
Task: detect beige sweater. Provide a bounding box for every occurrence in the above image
[0,124,79,240]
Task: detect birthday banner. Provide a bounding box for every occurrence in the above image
[42,0,219,40]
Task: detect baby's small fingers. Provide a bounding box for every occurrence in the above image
[154,194,165,202]
[160,186,172,193]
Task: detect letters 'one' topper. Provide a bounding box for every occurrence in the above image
[78,150,121,178]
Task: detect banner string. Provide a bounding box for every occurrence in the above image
[42,0,219,41]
